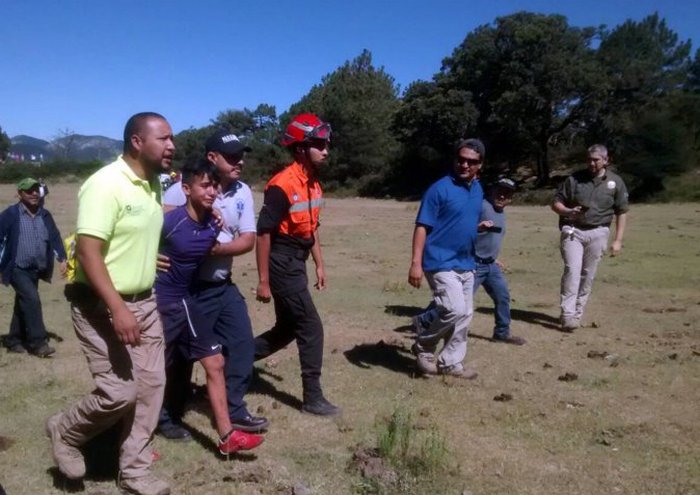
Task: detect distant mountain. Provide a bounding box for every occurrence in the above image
[9,134,123,162]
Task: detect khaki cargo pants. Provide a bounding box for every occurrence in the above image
[55,293,165,479]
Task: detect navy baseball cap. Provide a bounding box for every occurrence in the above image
[495,177,517,191]
[205,129,252,154]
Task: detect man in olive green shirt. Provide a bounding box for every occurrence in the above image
[551,144,629,332]
[46,112,174,495]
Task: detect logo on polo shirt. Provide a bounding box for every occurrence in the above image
[607,181,616,190]
[124,204,144,216]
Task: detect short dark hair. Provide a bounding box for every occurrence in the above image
[455,138,486,160]
[123,112,167,153]
[181,158,220,185]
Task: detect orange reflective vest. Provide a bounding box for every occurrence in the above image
[265,162,323,240]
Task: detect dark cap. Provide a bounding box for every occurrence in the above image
[455,138,486,159]
[205,129,252,154]
[494,177,517,191]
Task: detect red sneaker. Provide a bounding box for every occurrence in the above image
[218,429,264,455]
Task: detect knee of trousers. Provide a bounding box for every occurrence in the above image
[437,306,470,325]
[97,379,139,412]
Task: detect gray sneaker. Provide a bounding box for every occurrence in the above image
[46,413,85,480]
[118,473,170,495]
[561,318,580,332]
[411,344,438,375]
[439,364,478,380]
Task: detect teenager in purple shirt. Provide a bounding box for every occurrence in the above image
[155,159,263,455]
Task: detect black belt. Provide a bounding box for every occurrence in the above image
[476,256,495,264]
[65,283,151,304]
[119,289,152,302]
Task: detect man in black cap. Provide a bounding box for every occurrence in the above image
[0,177,67,356]
[158,129,268,440]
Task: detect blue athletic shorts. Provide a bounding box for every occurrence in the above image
[158,299,222,361]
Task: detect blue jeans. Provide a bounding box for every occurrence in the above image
[6,267,48,351]
[473,262,511,340]
[417,262,511,340]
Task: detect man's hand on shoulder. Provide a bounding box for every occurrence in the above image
[156,253,170,272]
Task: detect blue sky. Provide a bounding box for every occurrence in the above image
[2,0,698,141]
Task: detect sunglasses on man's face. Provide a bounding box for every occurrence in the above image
[458,157,482,167]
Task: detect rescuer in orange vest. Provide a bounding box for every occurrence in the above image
[254,113,340,416]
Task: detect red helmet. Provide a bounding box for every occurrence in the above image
[281,113,332,147]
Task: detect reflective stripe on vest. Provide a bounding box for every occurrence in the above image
[266,162,324,240]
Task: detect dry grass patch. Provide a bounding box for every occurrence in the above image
[0,185,698,494]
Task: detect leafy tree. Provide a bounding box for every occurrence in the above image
[173,125,213,166]
[211,109,256,137]
[688,48,700,92]
[436,12,601,184]
[614,92,700,199]
[391,81,478,195]
[591,13,692,149]
[285,49,401,194]
[0,126,9,162]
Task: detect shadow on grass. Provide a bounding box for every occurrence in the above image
[47,468,84,492]
[476,307,560,330]
[249,368,304,411]
[384,304,425,318]
[344,341,419,377]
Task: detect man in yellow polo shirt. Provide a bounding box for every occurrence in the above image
[46,112,174,495]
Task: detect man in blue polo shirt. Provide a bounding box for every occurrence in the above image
[414,177,526,346]
[408,139,485,379]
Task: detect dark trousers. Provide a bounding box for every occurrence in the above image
[159,282,254,425]
[5,266,48,351]
[255,285,324,404]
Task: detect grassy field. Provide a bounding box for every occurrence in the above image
[0,183,698,495]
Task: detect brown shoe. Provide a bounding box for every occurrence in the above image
[46,414,85,480]
[440,364,478,380]
[118,473,170,495]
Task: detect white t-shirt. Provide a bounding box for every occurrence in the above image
[163,180,256,282]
